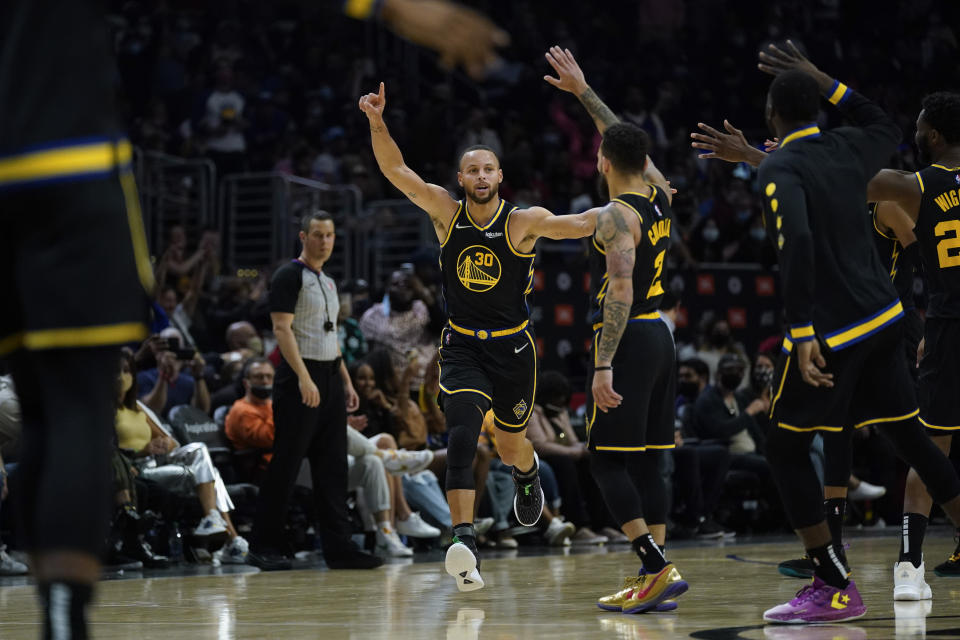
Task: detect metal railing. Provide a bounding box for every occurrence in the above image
[133,149,217,255]
[218,173,362,281]
[356,199,438,288]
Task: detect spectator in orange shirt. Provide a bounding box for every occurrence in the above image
[225,357,276,468]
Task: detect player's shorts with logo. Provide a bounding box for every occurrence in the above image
[770,319,917,435]
[918,317,960,433]
[586,317,676,451]
[438,322,537,432]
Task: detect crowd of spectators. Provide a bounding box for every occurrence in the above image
[112,1,959,266]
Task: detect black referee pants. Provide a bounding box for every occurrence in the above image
[251,358,351,555]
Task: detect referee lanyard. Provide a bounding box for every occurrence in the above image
[292,259,334,331]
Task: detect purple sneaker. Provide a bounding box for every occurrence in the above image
[763,577,866,624]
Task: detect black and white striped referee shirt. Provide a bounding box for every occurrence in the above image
[269,260,340,362]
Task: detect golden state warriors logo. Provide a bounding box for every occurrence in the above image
[457,245,501,292]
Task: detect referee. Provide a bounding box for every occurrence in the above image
[247,211,381,571]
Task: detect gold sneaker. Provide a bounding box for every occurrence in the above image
[622,564,689,614]
[597,576,642,611]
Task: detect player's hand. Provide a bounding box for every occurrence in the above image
[797,340,834,388]
[690,120,762,164]
[358,82,386,122]
[382,0,508,79]
[764,138,780,153]
[344,382,360,413]
[916,337,925,368]
[543,46,588,95]
[758,40,833,91]
[592,368,623,412]
[299,376,321,408]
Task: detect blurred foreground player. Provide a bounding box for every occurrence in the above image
[0,1,508,636]
[0,3,153,638]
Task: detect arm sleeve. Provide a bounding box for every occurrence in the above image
[269,264,302,314]
[825,80,901,179]
[759,161,815,336]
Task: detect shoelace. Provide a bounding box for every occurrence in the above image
[791,583,818,604]
[949,552,960,563]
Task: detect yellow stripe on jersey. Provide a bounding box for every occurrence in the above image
[823,300,903,350]
[0,139,133,188]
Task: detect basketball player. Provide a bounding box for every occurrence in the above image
[723,41,960,624]
[543,46,688,614]
[868,91,960,593]
[358,82,601,591]
[691,128,923,582]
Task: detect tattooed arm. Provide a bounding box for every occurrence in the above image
[358,82,458,240]
[592,202,637,412]
[595,202,636,366]
[544,46,619,134]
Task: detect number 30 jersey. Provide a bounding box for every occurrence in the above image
[439,199,535,329]
[915,164,960,318]
[589,186,674,324]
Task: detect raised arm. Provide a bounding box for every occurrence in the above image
[643,155,673,206]
[758,40,901,179]
[544,46,618,134]
[358,82,459,242]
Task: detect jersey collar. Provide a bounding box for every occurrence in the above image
[780,124,821,147]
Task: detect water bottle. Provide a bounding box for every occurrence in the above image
[168,521,184,563]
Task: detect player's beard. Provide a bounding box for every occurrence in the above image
[467,182,498,204]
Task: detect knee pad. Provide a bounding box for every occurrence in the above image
[444,398,486,491]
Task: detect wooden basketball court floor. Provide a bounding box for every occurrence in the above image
[1,532,959,639]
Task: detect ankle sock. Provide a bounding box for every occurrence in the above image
[808,542,850,589]
[39,581,92,640]
[631,533,666,574]
[898,513,928,568]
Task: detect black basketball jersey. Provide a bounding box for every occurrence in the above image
[0,1,121,153]
[589,187,673,323]
[439,199,535,329]
[870,202,915,311]
[914,164,960,318]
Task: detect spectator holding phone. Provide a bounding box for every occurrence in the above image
[137,328,210,418]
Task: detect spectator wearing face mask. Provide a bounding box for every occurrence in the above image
[687,353,780,516]
[696,317,750,387]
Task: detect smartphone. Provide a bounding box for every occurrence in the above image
[175,348,195,361]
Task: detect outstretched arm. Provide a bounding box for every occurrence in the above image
[516,206,601,243]
[359,82,459,240]
[690,120,769,168]
[544,46,618,134]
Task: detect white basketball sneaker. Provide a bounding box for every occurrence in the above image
[893,559,932,601]
[445,540,484,592]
